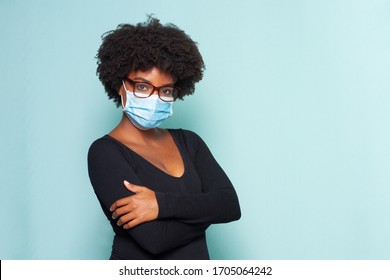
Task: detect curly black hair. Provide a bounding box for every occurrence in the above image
[96,16,205,107]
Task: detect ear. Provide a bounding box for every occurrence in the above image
[117,82,124,96]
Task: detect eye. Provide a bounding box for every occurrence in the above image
[135,83,152,92]
[160,87,174,96]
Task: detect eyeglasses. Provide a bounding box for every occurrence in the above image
[123,77,179,102]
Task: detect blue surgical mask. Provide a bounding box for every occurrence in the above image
[121,81,173,130]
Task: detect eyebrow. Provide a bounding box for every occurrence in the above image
[132,77,175,87]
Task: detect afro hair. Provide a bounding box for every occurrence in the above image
[96,16,205,106]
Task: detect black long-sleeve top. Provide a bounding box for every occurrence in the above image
[87,129,241,259]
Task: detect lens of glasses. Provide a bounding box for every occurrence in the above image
[133,83,153,95]
[158,87,176,102]
[133,82,176,102]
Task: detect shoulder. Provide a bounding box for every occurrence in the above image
[168,128,203,140]
[89,135,118,153]
[88,135,130,162]
[169,128,204,145]
[169,129,209,158]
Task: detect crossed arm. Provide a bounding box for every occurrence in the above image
[88,132,240,254]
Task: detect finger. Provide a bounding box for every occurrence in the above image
[110,194,138,211]
[116,212,138,227]
[109,202,117,212]
[123,180,142,193]
[111,203,135,219]
[123,217,143,229]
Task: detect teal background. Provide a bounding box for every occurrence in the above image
[1,0,389,259]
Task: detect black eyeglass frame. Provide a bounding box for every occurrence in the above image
[124,77,179,102]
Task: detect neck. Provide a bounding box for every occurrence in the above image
[110,113,164,143]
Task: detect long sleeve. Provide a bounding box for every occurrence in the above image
[87,137,208,255]
[156,129,241,224]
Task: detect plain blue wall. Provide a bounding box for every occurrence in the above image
[1,0,390,259]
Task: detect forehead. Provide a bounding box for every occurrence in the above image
[128,67,174,84]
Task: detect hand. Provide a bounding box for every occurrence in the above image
[110,180,159,229]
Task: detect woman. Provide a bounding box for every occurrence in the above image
[88,17,241,260]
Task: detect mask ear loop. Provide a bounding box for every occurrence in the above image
[121,80,127,109]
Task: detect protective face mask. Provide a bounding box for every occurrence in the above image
[121,81,173,130]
